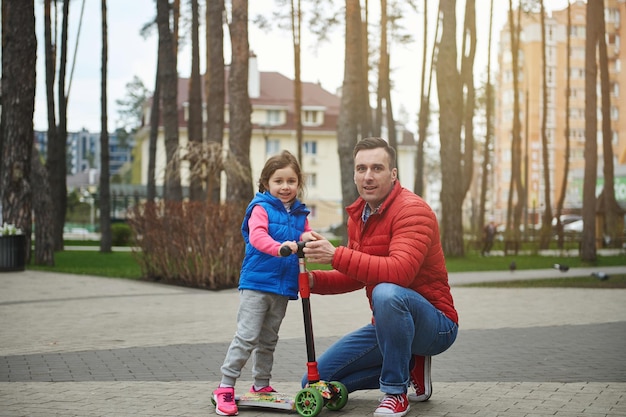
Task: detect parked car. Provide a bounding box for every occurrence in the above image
[563,219,583,233]
[552,214,582,227]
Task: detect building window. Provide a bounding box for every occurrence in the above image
[303,109,323,126]
[266,139,280,156]
[306,173,317,188]
[266,109,281,125]
[303,141,317,155]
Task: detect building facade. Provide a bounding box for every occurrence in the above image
[132,55,417,231]
[34,128,133,179]
[494,0,626,228]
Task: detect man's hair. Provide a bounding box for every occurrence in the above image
[353,137,397,169]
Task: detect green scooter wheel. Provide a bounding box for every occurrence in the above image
[295,387,324,417]
[325,381,348,411]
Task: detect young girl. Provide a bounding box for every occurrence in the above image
[213,150,315,416]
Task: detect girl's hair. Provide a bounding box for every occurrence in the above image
[258,150,306,197]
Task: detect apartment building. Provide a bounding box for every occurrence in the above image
[494,0,626,227]
[132,54,417,231]
[34,128,133,178]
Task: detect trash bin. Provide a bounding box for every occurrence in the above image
[0,235,26,272]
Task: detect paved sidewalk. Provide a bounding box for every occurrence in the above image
[1,266,625,416]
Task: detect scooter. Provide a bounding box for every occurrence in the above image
[280,241,348,416]
[213,241,348,416]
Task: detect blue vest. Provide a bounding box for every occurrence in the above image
[239,192,309,299]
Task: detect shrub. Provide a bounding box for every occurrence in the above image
[111,223,133,246]
[127,201,245,290]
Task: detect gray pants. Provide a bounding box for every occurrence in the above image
[220,289,289,388]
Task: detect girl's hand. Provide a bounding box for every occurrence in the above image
[279,240,298,256]
[302,230,326,242]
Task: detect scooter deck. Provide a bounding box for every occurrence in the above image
[236,392,296,411]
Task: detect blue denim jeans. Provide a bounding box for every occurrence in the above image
[302,283,458,395]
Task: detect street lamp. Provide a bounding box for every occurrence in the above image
[80,189,95,231]
[260,123,273,159]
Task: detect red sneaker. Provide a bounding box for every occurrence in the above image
[249,385,276,393]
[373,393,410,417]
[408,355,432,402]
[212,386,238,416]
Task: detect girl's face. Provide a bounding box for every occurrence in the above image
[266,166,299,204]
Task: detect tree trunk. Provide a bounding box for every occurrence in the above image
[337,0,364,243]
[373,0,387,138]
[460,0,476,197]
[554,2,572,250]
[479,0,494,238]
[157,0,182,202]
[147,62,160,202]
[506,0,524,243]
[1,0,37,261]
[539,0,553,249]
[205,0,225,203]
[227,0,253,204]
[437,0,464,256]
[188,0,204,202]
[415,1,439,197]
[47,0,70,251]
[598,5,621,245]
[359,0,372,138]
[291,0,303,163]
[100,0,112,252]
[581,0,601,261]
[31,147,55,266]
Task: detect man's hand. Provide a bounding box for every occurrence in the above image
[302,234,336,264]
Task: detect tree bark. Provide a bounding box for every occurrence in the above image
[188,0,204,202]
[157,0,182,201]
[554,2,572,250]
[539,0,553,249]
[581,0,601,261]
[100,0,112,252]
[437,0,464,256]
[598,5,622,246]
[47,0,70,251]
[205,0,225,203]
[292,0,303,163]
[336,0,364,243]
[31,147,55,266]
[479,0,494,238]
[460,0,476,197]
[1,0,37,262]
[226,0,253,204]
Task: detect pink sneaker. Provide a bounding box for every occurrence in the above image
[212,386,238,416]
[408,355,432,402]
[373,393,410,417]
[250,385,276,393]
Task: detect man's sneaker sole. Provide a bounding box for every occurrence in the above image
[408,391,431,402]
[373,404,410,417]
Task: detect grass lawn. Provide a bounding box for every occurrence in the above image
[28,250,142,279]
[26,248,626,289]
[459,274,626,288]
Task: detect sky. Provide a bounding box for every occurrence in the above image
[32,0,572,134]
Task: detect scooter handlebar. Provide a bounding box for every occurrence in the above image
[279,241,306,258]
[279,245,293,257]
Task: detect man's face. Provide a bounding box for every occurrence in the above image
[353,147,397,209]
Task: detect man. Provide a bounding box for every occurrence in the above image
[303,137,458,417]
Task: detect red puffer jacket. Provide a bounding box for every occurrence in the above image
[311,181,458,325]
